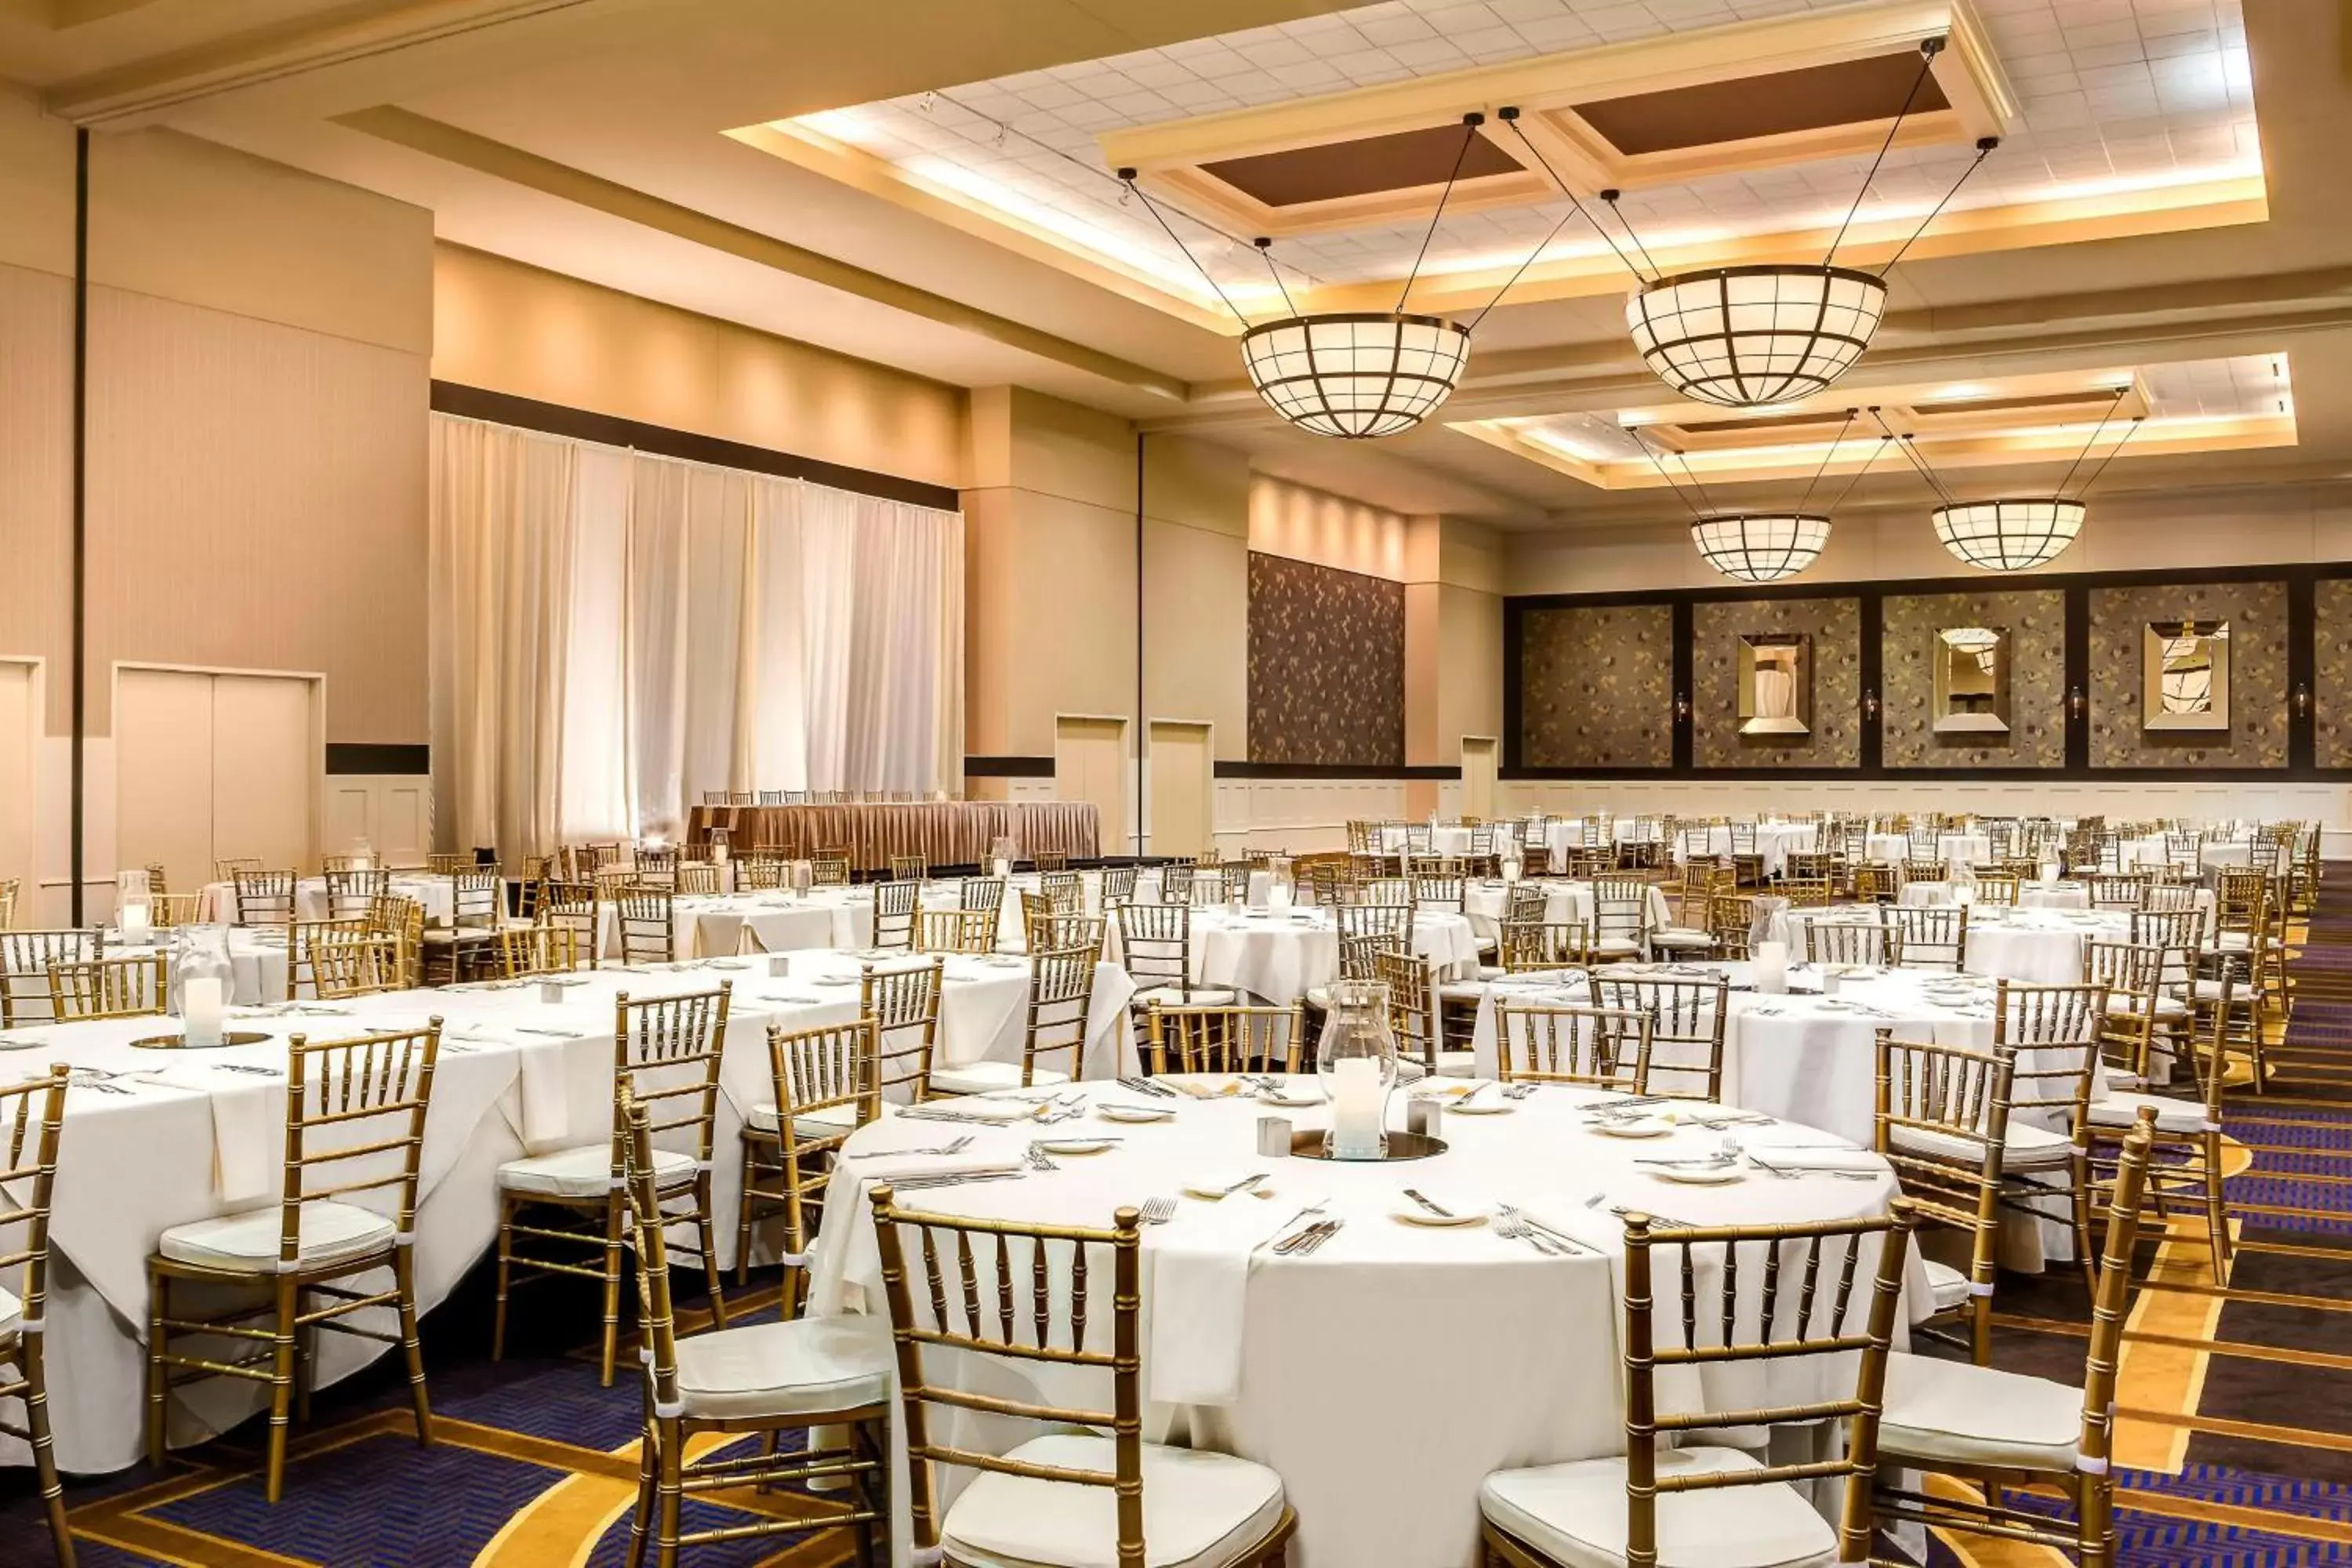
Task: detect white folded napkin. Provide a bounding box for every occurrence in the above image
[1746,1145,1885,1174]
[915,1098,1044,1124]
[1148,1192,1316,1406]
[1742,1124,1861,1152]
[140,1064,278,1203]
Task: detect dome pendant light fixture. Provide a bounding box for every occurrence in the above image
[1641,408,1886,583]
[1878,394,2144,572]
[1613,39,1997,408]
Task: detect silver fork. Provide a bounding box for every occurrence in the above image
[1138,1196,1177,1225]
[1497,1204,1594,1255]
[1494,1211,1563,1255]
[1025,1143,1059,1173]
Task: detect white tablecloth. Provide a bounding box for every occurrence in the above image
[1462,880,1674,944]
[1785,904,2132,985]
[4,927,292,1013]
[1901,881,2090,911]
[658,890,873,959]
[1864,833,1991,871]
[2117,837,2288,874]
[804,1076,1921,1568]
[199,875,455,927]
[1376,824,1515,858]
[1189,909,1479,1003]
[1,949,1136,1473]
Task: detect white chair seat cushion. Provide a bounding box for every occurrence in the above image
[928,1061,1071,1098]
[1303,986,1334,1011]
[1434,1049,1479,1079]
[1876,1349,2084,1472]
[670,1314,894,1421]
[1592,936,1643,957]
[499,1144,695,1199]
[2107,993,2189,1021]
[1134,985,1238,1009]
[745,1099,858,1138]
[158,1200,396,1271]
[1651,927,1714,949]
[2088,1090,2211,1134]
[1923,1258,1972,1312]
[2174,978,2241,1002]
[1892,1119,2075,1171]
[1479,1447,1836,1568]
[941,1432,1287,1568]
[1475,935,1498,956]
[0,1283,20,1338]
[1475,965,1508,982]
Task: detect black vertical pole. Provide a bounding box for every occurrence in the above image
[1134,430,1145,862]
[69,127,89,927]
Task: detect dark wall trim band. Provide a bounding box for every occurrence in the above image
[1508,560,2349,614]
[1218,761,1461,781]
[430,382,963,513]
[1503,765,2350,784]
[963,756,1057,779]
[327,743,430,775]
[68,127,88,927]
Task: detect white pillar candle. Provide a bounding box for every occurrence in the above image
[183,977,225,1047]
[1501,858,1521,885]
[993,857,1012,879]
[1268,884,1294,911]
[1328,1056,1386,1160]
[1753,939,1789,996]
[118,899,152,946]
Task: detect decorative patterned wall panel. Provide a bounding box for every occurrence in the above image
[1247,551,1404,767]
[2089,579,2286,768]
[1518,604,1673,768]
[1882,589,2066,768]
[2318,578,2352,768]
[1693,597,1860,768]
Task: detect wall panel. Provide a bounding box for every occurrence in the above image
[1519,603,1673,768]
[1247,552,1404,768]
[2088,579,2287,768]
[1692,597,1861,769]
[1882,588,2066,769]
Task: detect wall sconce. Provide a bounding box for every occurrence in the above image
[2295,682,2312,720]
[1861,688,1880,722]
[1673,691,1691,724]
[2067,685,2087,720]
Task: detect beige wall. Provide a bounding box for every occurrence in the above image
[1248,475,1408,579]
[0,98,434,746]
[434,244,968,492]
[1403,514,1504,771]
[1509,485,2352,594]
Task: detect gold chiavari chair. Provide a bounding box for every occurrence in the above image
[321,866,388,920]
[1117,902,1235,1007]
[865,957,946,1105]
[422,866,506,983]
[1351,874,1413,909]
[673,862,721,896]
[49,953,167,1020]
[1801,915,1889,968]
[1033,848,1070,873]
[1888,903,1969,972]
[148,891,206,928]
[0,877,20,932]
[535,880,600,969]
[1040,868,1084,912]
[425,852,472,876]
[1901,857,1949,889]
[1590,877,1652,962]
[1,931,103,1026]
[889,853,928,881]
[1145,1000,1305,1076]
[633,845,680,887]
[931,947,1098,1096]
[1479,1207,1912,1568]
[1590,974,1729,1102]
[493,987,733,1385]
[737,853,787,891]
[1706,891,1755,960]
[1851,862,1900,904]
[873,879,921,951]
[1498,918,1593,973]
[233,868,297,927]
[867,1189,1295,1568]
[1867,1116,2157,1568]
[499,921,586,978]
[215,856,264,883]
[1984,980,2109,1290]
[2140,880,2202,915]
[2085,870,2152,912]
[310,935,405,1000]
[1875,1030,2015,1364]
[1491,1002,1650,1091]
[1024,898,1103,960]
[735,1018,880,1305]
[2083,938,2172,1091]
[1100,863,1140,906]
[1972,870,2021,906]
[1375,948,1475,1077]
[959,876,1007,946]
[366,893,426,989]
[2132,905,2205,1002]
[1,1068,71,1566]
[1308,931,1395,1019]
[1413,873,1467,914]
[809,852,852,887]
[916,907,996,956]
[1776,874,1835,909]
[1652,865,1726,958]
[146,1024,441,1502]
[2089,957,2240,1279]
[615,885,677,966]
[288,916,370,1000]
[622,1095,891,1567]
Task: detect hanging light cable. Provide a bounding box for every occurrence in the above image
[1881,387,2143,571]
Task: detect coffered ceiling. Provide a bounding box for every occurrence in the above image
[5,0,2350,534]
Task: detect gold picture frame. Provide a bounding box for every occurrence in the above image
[1932,626,2009,735]
[1737,633,1811,737]
[2142,619,2230,731]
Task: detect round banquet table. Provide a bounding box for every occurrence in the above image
[1863,833,1992,872]
[1188,906,1480,1002]
[1,927,295,1012]
[198,874,454,927]
[803,1076,1920,1567]
[1672,822,1817,877]
[1784,903,2136,985]
[1461,878,1675,944]
[1901,880,2090,911]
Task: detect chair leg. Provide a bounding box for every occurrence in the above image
[1969,1292,1992,1367]
[24,1334,76,1568]
[144,1272,170,1472]
[394,1247,433,1446]
[2068,1152,2099,1296]
[2204,1128,2233,1281]
[600,1195,628,1388]
[625,1421,657,1568]
[653,1415,685,1568]
[263,1274,299,1504]
[695,1178,729,1329]
[492,1194,514,1363]
[734,1142,757,1290]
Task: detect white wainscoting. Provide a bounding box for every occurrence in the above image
[1214,779,1443,855]
[1499,779,2352,855]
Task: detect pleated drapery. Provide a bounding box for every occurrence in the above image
[428,412,964,858]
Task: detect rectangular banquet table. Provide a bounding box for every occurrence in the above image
[0,950,1135,1474]
[688,800,1099,874]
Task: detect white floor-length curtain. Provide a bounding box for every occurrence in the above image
[429,412,964,856]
